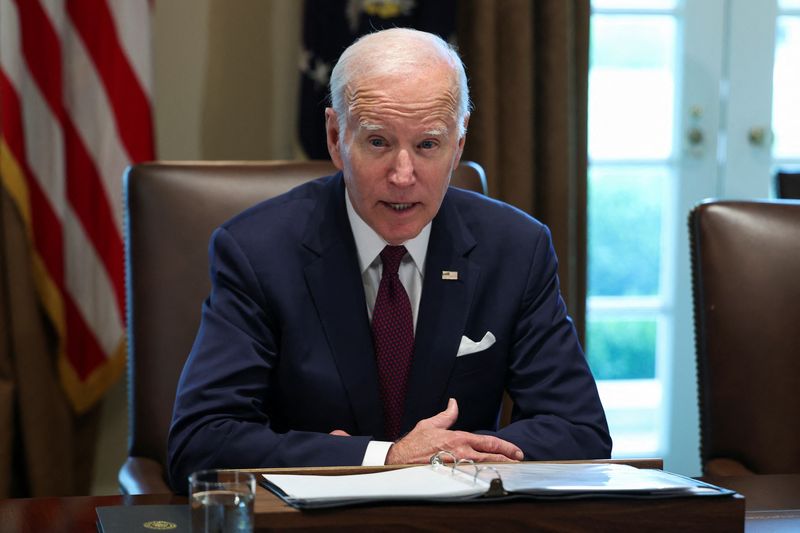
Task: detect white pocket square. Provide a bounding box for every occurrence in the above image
[456,331,496,357]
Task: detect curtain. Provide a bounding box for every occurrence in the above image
[458,0,590,342]
[0,189,100,497]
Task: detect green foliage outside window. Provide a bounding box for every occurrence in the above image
[587,319,656,380]
[588,170,663,297]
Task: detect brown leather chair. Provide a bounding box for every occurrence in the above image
[689,199,800,476]
[776,171,800,199]
[119,160,488,494]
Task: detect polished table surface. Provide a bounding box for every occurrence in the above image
[0,490,741,533]
[1,472,797,532]
[0,493,186,533]
[702,474,800,511]
[702,474,800,532]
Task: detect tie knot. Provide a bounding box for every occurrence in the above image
[380,245,407,275]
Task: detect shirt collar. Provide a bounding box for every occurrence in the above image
[345,189,431,275]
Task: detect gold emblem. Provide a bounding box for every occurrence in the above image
[362,0,415,19]
[441,271,458,280]
[143,521,178,530]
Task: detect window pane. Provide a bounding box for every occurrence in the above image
[587,318,656,380]
[588,166,666,297]
[589,15,676,160]
[779,0,800,10]
[597,380,662,456]
[773,16,800,157]
[593,0,677,10]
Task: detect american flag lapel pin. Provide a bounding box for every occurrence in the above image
[441,270,458,280]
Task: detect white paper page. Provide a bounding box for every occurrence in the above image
[264,465,488,504]
[490,463,707,494]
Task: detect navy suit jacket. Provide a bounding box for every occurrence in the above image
[167,173,611,488]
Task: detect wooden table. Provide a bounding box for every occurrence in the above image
[702,474,800,532]
[12,463,800,532]
[0,460,750,532]
[0,493,185,533]
[0,489,745,533]
[702,474,800,511]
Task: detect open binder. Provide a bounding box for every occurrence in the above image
[261,452,735,509]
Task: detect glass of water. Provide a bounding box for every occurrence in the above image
[189,469,255,533]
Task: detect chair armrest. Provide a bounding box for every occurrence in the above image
[118,456,173,495]
[705,457,755,476]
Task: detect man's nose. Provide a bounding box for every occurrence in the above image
[388,149,415,186]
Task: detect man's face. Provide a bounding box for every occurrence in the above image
[325,66,467,245]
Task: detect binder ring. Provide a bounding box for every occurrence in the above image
[429,451,506,493]
[431,452,480,481]
[430,450,457,467]
[475,465,500,485]
[455,458,477,479]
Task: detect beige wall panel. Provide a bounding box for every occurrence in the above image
[201,0,302,160]
[153,0,212,159]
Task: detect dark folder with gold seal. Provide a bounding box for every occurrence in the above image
[96,505,189,532]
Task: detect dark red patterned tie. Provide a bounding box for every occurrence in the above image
[372,245,414,440]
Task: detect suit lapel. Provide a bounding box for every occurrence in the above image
[403,193,478,432]
[302,176,384,436]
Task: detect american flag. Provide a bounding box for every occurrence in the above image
[0,0,154,413]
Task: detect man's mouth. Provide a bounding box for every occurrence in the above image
[385,202,414,211]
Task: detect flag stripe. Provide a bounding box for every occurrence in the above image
[106,0,152,97]
[1,138,67,337]
[65,209,125,355]
[63,118,126,317]
[14,0,126,318]
[8,0,66,221]
[5,0,123,353]
[0,70,65,292]
[63,20,128,229]
[67,0,154,162]
[1,0,154,412]
[13,0,64,121]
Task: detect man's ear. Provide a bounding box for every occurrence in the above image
[325,108,345,170]
[454,114,470,166]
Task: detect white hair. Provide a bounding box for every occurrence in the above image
[329,28,471,138]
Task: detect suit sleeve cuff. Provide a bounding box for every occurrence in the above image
[362,440,393,466]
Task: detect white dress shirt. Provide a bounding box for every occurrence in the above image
[344,192,431,465]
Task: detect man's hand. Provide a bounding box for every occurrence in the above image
[385,398,524,465]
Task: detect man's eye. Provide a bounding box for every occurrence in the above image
[419,140,437,149]
[369,138,386,147]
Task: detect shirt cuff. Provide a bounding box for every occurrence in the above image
[362,440,393,466]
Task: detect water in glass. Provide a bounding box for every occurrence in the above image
[191,489,254,533]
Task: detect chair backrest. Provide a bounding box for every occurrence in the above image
[689,199,800,475]
[122,160,487,489]
[776,171,800,199]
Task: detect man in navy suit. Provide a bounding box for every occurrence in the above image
[168,28,611,489]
